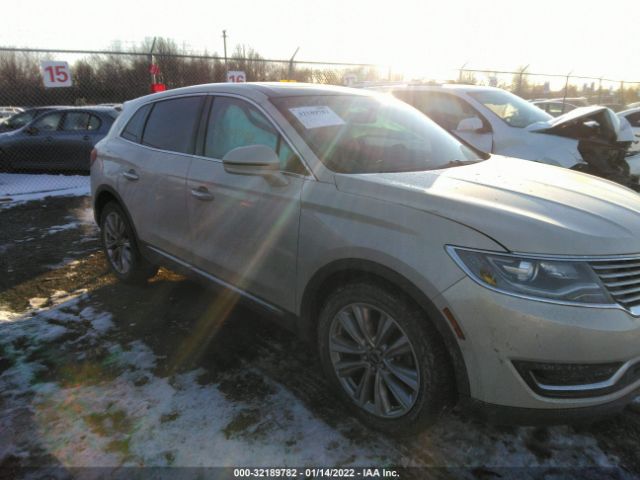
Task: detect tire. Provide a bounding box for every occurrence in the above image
[100,201,157,284]
[317,281,454,435]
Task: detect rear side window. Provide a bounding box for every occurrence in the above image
[62,112,101,131]
[121,104,151,143]
[142,97,203,154]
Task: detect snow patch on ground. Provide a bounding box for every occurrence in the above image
[0,173,89,208]
[0,295,392,468]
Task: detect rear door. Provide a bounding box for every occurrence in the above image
[56,111,103,170]
[186,95,308,311]
[116,96,205,260]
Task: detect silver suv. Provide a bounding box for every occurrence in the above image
[91,83,640,434]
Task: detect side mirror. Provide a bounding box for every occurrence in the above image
[456,116,484,132]
[25,126,39,135]
[222,145,287,186]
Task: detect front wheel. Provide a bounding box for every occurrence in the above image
[100,202,157,284]
[317,281,454,435]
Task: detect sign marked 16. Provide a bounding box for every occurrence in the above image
[41,61,73,88]
[227,71,246,83]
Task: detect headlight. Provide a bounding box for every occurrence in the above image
[446,246,613,305]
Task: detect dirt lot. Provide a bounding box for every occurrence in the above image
[1,192,640,479]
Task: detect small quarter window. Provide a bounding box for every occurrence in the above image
[121,104,151,143]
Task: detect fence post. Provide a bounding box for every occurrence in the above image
[598,78,603,105]
[287,47,300,80]
[458,62,468,83]
[516,65,529,96]
[562,71,572,113]
[148,37,157,88]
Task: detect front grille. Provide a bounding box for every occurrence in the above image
[590,258,640,309]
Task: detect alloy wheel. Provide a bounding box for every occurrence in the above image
[103,211,133,275]
[328,303,421,418]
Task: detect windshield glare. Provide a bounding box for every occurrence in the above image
[469,90,552,128]
[272,94,481,174]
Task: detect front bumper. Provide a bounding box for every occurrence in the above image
[439,276,640,411]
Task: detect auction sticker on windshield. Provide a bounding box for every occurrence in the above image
[289,106,345,129]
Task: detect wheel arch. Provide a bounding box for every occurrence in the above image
[93,185,142,247]
[299,258,471,398]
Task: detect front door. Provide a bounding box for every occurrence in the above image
[10,111,64,170]
[187,96,307,312]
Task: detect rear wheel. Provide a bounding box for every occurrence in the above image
[317,281,454,435]
[100,202,157,284]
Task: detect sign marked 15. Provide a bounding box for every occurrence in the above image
[227,71,246,83]
[41,61,73,88]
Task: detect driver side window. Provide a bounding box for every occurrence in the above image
[204,97,307,174]
[32,112,64,131]
[395,91,488,132]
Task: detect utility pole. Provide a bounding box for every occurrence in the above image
[562,71,572,114]
[222,30,228,67]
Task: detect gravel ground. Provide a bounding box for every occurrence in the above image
[1,193,640,479]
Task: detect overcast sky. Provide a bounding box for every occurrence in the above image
[2,0,639,81]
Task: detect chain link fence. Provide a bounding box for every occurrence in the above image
[457,68,640,108]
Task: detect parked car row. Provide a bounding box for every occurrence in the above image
[0,106,120,172]
[91,82,640,435]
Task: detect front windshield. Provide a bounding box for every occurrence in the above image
[271,94,482,174]
[469,90,551,128]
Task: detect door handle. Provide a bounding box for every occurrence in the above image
[83,135,90,141]
[122,169,139,181]
[190,186,214,201]
[45,136,53,142]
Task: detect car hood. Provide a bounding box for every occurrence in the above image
[526,105,634,143]
[334,156,640,256]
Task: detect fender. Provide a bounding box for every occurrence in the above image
[299,258,471,397]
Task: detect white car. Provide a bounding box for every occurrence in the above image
[0,106,24,121]
[376,85,637,190]
[618,107,640,154]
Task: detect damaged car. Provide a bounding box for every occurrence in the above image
[377,85,638,190]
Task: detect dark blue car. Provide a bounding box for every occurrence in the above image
[0,106,119,172]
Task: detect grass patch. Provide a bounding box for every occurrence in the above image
[160,411,179,423]
[222,409,261,440]
[84,409,132,436]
